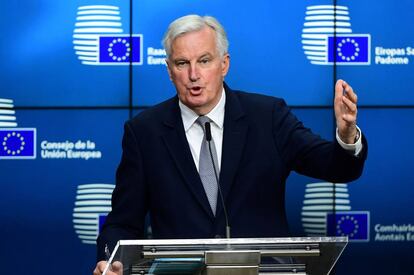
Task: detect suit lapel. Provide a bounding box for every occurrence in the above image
[216,86,248,217]
[161,98,215,219]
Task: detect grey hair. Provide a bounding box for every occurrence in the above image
[162,14,229,58]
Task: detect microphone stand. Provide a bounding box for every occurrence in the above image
[205,122,231,239]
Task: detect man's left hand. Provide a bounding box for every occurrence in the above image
[334,79,358,144]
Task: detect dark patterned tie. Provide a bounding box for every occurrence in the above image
[196,116,219,215]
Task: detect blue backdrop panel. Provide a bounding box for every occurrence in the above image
[335,108,414,274]
[1,0,413,108]
[0,1,131,107]
[0,109,127,274]
[336,0,414,106]
[132,0,334,107]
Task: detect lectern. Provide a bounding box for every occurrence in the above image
[103,237,347,275]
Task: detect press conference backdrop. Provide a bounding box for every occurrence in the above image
[0,0,413,274]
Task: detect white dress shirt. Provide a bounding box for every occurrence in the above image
[179,89,226,172]
[179,89,362,172]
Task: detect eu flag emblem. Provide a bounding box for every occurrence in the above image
[327,35,370,64]
[99,35,143,64]
[326,211,370,241]
[0,128,36,159]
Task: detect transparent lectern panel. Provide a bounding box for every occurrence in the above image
[103,237,347,275]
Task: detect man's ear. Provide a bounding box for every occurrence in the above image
[221,53,230,77]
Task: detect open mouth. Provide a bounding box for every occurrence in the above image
[188,86,203,94]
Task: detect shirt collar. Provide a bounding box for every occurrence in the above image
[179,88,226,132]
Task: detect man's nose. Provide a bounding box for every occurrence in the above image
[188,64,200,82]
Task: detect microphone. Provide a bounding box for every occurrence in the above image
[205,121,212,142]
[204,121,231,239]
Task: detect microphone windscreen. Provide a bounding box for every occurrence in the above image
[205,122,212,141]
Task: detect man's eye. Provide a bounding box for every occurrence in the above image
[200,59,210,64]
[175,61,187,67]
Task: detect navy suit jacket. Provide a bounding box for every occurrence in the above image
[97,84,367,260]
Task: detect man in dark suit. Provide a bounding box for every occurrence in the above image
[93,14,367,275]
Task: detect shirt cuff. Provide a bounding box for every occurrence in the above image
[336,125,363,156]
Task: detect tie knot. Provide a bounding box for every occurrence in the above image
[196,116,211,130]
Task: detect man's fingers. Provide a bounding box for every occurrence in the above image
[344,85,357,103]
[93,261,106,275]
[342,113,356,124]
[93,261,122,275]
[335,79,357,104]
[342,80,357,104]
[342,96,357,114]
[112,261,123,274]
[334,79,345,100]
[348,88,358,103]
